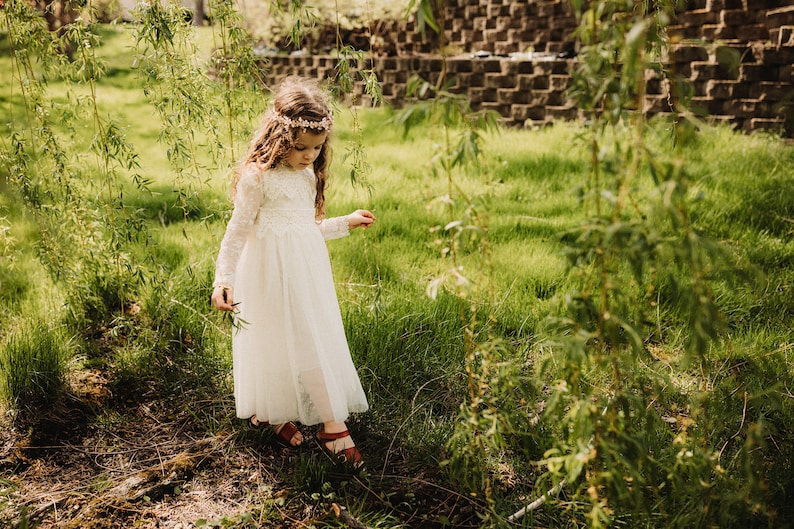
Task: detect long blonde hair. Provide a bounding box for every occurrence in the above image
[234,76,333,217]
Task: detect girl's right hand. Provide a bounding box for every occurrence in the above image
[211,285,236,311]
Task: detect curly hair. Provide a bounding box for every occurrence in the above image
[234,76,334,217]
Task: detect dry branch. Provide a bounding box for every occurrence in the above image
[61,437,218,529]
[11,499,66,529]
[506,479,566,522]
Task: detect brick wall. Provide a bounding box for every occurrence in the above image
[261,1,794,135]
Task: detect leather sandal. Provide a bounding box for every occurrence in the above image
[317,427,363,468]
[250,416,303,447]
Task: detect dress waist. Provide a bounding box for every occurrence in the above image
[255,207,317,237]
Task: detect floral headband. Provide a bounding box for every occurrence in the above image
[274,111,333,132]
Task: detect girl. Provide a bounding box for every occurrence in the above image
[211,76,374,467]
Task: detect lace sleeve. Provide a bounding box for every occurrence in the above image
[317,215,350,241]
[213,166,263,288]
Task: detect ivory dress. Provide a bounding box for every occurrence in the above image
[214,163,369,426]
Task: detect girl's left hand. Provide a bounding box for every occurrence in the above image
[211,285,236,311]
[348,209,376,230]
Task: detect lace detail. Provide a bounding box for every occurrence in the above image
[318,215,350,240]
[214,164,349,288]
[261,166,315,203]
[213,166,263,288]
[256,208,317,237]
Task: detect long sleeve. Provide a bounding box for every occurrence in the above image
[213,166,263,288]
[317,215,350,241]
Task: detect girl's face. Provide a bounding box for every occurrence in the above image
[284,129,328,170]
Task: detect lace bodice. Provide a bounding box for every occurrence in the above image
[214,164,349,288]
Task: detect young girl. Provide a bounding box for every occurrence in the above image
[210,76,374,467]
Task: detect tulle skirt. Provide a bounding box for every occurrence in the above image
[231,228,368,426]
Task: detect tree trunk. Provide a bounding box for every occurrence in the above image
[193,0,206,26]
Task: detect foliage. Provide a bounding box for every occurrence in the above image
[392,7,511,519]
[131,0,262,228]
[1,1,151,342]
[531,1,785,527]
[0,214,28,306]
[86,0,127,23]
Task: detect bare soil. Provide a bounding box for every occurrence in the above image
[0,370,478,528]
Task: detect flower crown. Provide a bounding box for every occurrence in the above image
[275,111,333,131]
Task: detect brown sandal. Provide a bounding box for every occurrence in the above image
[317,428,363,468]
[250,416,303,447]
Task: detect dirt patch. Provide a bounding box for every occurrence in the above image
[0,371,478,528]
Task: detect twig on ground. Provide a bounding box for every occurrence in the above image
[718,390,748,460]
[60,437,219,528]
[506,479,566,523]
[12,499,65,529]
[380,375,446,479]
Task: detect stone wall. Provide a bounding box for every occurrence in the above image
[261,1,794,135]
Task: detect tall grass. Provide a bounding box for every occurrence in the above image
[0,318,69,418]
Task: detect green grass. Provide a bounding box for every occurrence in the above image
[0,317,69,419]
[1,21,794,529]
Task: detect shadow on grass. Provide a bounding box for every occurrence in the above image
[124,184,226,225]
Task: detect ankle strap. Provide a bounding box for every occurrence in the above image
[317,429,350,440]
